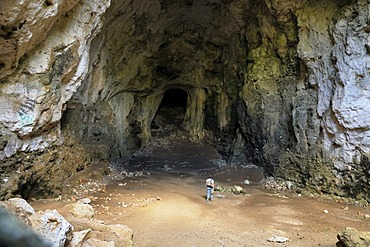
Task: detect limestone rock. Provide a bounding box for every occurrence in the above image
[1,198,35,225]
[267,236,289,243]
[336,227,370,247]
[0,206,50,247]
[66,218,134,247]
[29,209,73,247]
[0,0,80,79]
[7,198,35,214]
[106,224,135,241]
[66,229,92,247]
[231,185,245,194]
[0,0,111,151]
[64,201,95,219]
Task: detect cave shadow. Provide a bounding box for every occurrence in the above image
[151,88,188,137]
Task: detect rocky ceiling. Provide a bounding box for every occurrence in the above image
[74,0,255,154]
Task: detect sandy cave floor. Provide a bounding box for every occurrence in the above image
[31,135,370,247]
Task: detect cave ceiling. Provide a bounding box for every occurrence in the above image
[96,0,250,100]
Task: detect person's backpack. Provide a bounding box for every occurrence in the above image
[206,178,214,187]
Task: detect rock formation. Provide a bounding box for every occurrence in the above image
[0,0,369,202]
[0,198,135,246]
[336,227,370,247]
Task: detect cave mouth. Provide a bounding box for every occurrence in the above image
[151,88,188,135]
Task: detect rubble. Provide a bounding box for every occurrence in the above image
[1,198,135,247]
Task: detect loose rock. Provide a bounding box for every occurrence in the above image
[66,229,91,247]
[0,206,50,247]
[267,236,289,243]
[29,209,73,247]
[64,202,95,219]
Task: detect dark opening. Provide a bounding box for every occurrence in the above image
[159,88,188,108]
[151,88,188,135]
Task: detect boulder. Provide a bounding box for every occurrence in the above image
[0,206,50,247]
[66,218,134,247]
[7,198,35,215]
[64,201,95,219]
[29,209,73,247]
[106,224,135,241]
[0,198,35,225]
[67,229,92,247]
[231,185,245,194]
[336,227,370,247]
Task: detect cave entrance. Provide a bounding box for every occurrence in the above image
[151,88,188,136]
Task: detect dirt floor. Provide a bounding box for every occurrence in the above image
[31,108,370,246]
[32,132,370,247]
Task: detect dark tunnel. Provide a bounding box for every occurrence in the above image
[151,88,188,134]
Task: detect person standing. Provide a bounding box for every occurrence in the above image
[206,176,215,201]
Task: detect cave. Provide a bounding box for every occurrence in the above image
[0,0,369,202]
[0,0,369,194]
[151,88,188,134]
[0,0,370,245]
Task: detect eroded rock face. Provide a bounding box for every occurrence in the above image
[276,0,370,200]
[29,209,73,247]
[0,0,370,202]
[336,227,370,247]
[0,198,135,247]
[0,0,111,198]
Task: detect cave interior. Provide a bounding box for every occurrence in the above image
[63,0,264,169]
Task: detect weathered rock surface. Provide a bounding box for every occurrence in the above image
[29,209,73,247]
[0,198,35,225]
[0,205,50,247]
[1,198,135,247]
[66,229,91,247]
[276,0,370,201]
[64,201,95,219]
[66,218,134,246]
[0,0,370,202]
[336,227,370,247]
[0,0,80,79]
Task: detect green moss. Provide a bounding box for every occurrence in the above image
[277,151,370,203]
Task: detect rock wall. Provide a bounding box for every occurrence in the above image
[0,0,370,202]
[68,0,247,155]
[0,0,111,198]
[237,0,369,201]
[287,0,370,200]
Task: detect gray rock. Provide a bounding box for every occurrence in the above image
[336,227,370,247]
[7,198,35,215]
[29,209,73,247]
[4,136,22,158]
[267,236,289,243]
[66,229,91,247]
[64,201,95,219]
[243,179,251,185]
[231,185,244,194]
[1,198,35,225]
[0,206,50,247]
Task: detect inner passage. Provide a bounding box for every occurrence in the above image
[151,88,188,134]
